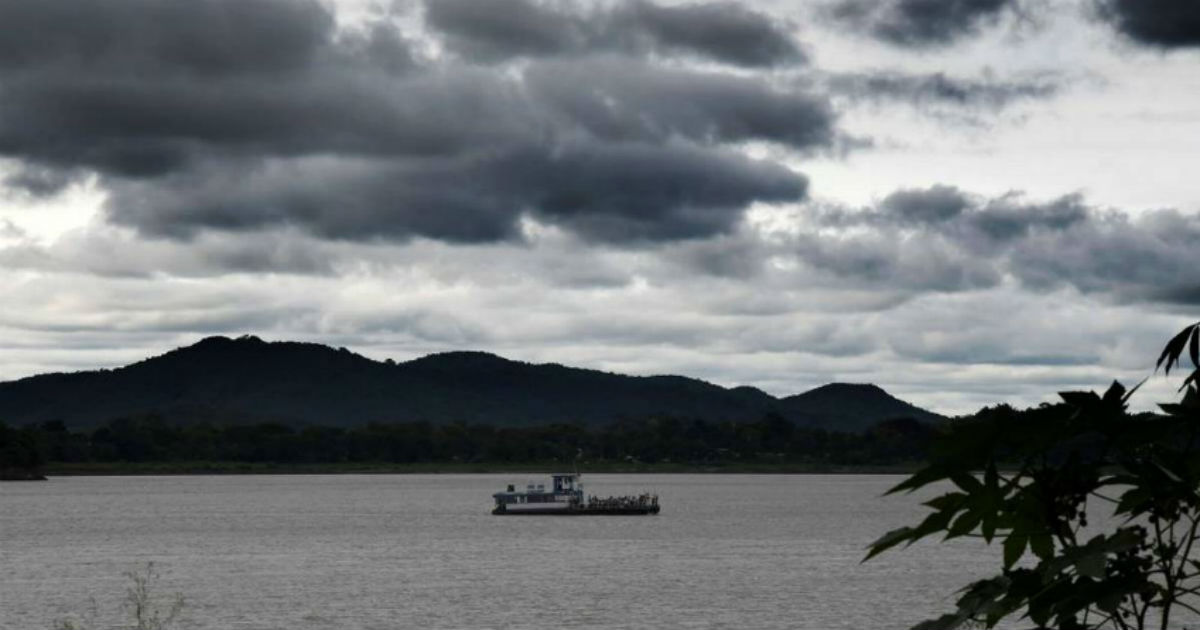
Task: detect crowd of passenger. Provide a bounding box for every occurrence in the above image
[584,493,659,510]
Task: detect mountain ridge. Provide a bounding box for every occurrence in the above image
[0,335,944,432]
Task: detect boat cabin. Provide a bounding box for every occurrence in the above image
[492,473,583,510]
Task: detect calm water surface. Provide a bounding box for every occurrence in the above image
[2,474,999,629]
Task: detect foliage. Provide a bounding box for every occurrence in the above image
[866,321,1200,630]
[54,563,184,630]
[0,420,46,479]
[13,413,935,469]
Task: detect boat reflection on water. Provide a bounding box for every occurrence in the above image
[491,473,659,515]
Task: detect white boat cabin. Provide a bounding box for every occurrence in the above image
[492,473,583,509]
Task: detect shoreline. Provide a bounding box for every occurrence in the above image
[40,461,924,476]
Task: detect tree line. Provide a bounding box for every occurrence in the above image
[0,412,939,471]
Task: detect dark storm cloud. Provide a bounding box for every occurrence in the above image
[0,0,425,178]
[108,143,807,244]
[827,0,1015,47]
[2,165,81,198]
[970,193,1089,242]
[0,0,333,75]
[881,185,970,223]
[0,0,833,244]
[1095,0,1200,49]
[787,186,1200,304]
[616,1,805,67]
[525,60,835,149]
[828,71,1060,110]
[424,0,805,67]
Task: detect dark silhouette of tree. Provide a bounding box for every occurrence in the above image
[15,411,938,470]
[0,420,47,480]
[867,321,1200,630]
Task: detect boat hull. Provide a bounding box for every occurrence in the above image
[492,505,660,516]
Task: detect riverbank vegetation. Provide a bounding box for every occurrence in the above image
[5,413,937,475]
[0,421,46,480]
[6,392,1176,479]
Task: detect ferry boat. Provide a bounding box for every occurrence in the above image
[491,473,659,515]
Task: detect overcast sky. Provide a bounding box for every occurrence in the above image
[1,0,1198,414]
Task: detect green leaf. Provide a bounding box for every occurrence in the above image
[1059,390,1100,408]
[1029,532,1054,560]
[1182,369,1200,393]
[1039,530,1140,581]
[864,526,915,562]
[1102,380,1126,405]
[1003,532,1027,569]
[923,492,967,511]
[909,508,957,542]
[911,613,966,630]
[1158,323,1199,375]
[1116,487,1150,515]
[1190,327,1199,368]
[951,473,983,494]
[1074,552,1106,579]
[981,510,997,544]
[888,466,949,495]
[1121,378,1145,403]
[947,509,983,539]
[1153,460,1182,483]
[1180,383,1200,408]
[980,463,1001,543]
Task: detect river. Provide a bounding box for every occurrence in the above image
[2,474,1001,629]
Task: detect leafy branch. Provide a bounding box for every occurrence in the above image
[867,321,1200,630]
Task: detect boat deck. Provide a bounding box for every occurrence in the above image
[492,504,660,516]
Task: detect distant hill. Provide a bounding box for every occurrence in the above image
[779,383,940,431]
[0,336,943,432]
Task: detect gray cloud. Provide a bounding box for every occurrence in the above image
[0,219,1187,414]
[424,0,805,67]
[0,0,333,76]
[788,187,1199,304]
[827,0,1015,47]
[107,144,806,244]
[2,165,81,198]
[790,229,1004,293]
[827,71,1060,110]
[0,0,424,178]
[1095,0,1200,49]
[0,0,832,244]
[526,60,835,150]
[881,185,970,223]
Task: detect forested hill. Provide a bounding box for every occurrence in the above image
[0,336,943,431]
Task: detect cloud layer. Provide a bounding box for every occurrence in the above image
[0,0,831,244]
[426,0,806,67]
[826,0,1015,47]
[787,187,1200,305]
[1,0,1197,417]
